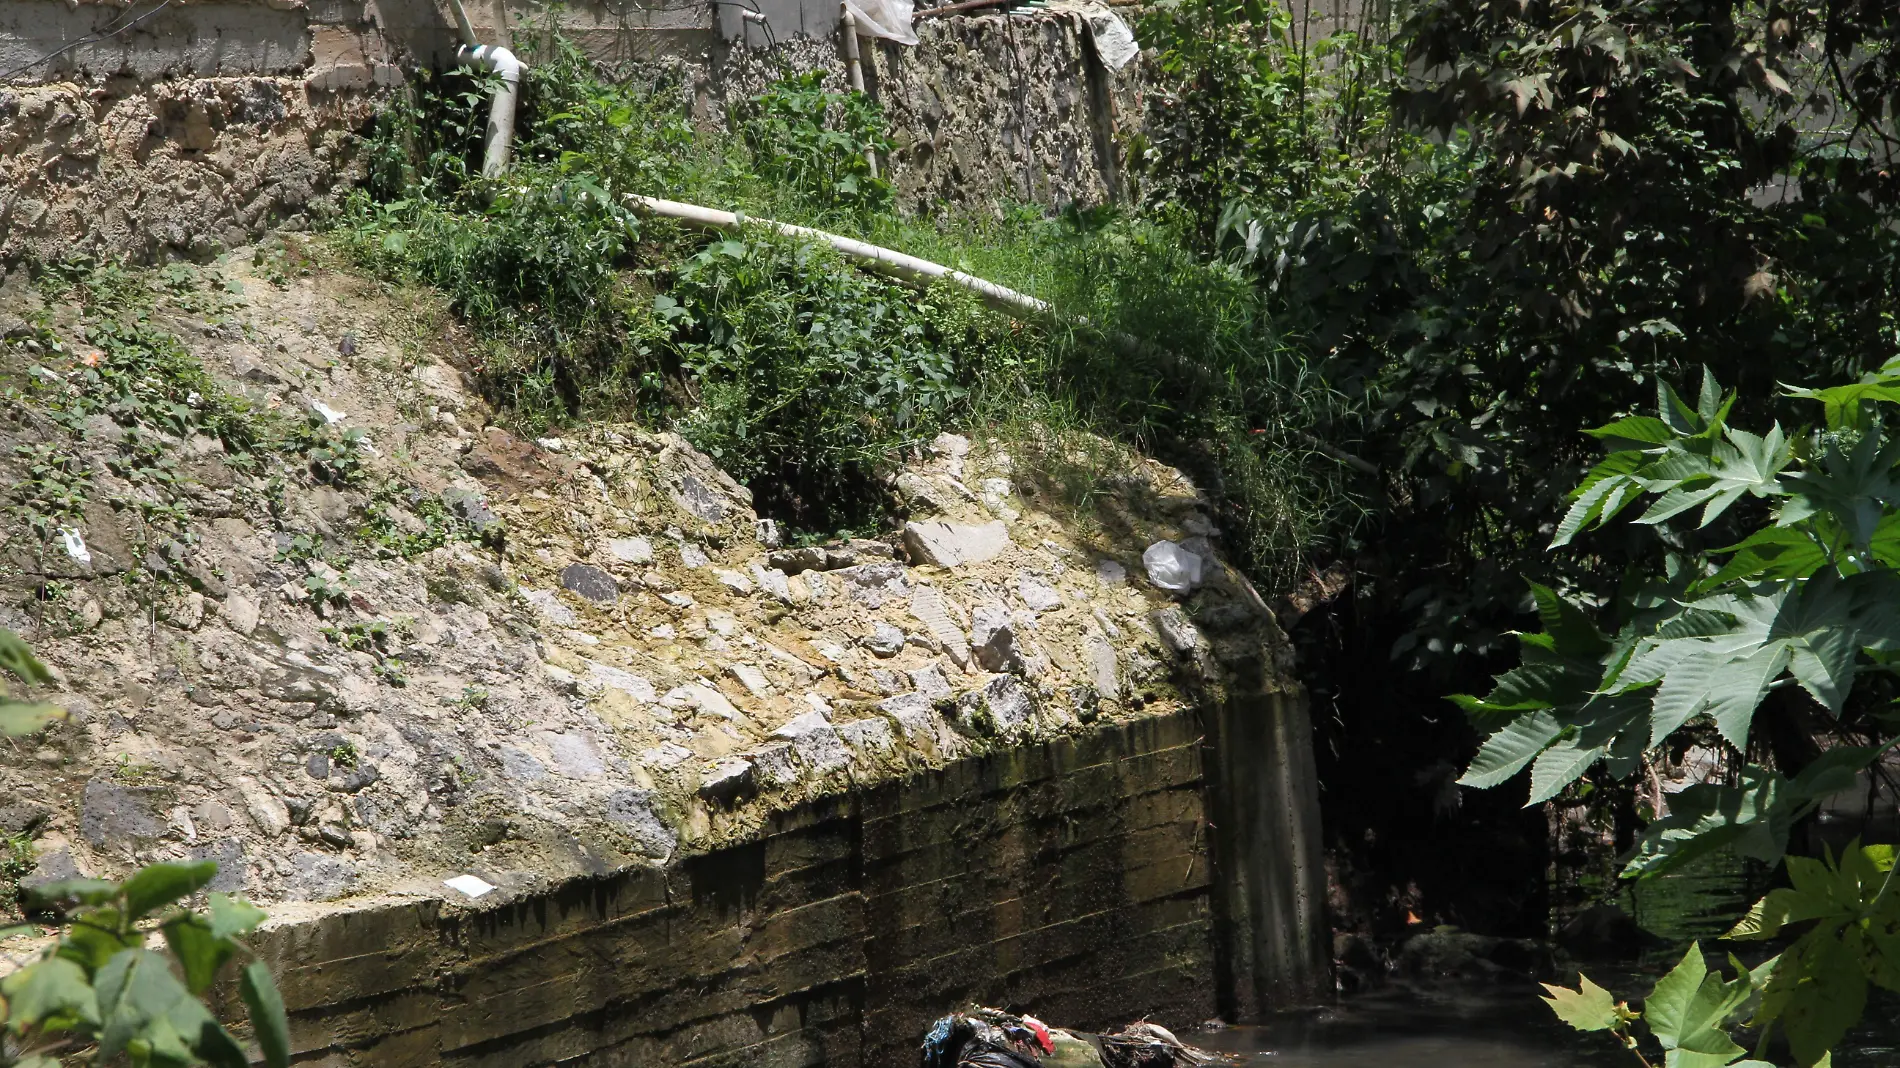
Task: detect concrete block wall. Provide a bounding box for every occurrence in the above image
[249,709,1215,1066]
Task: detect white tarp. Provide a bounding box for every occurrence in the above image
[1083,5,1139,70]
[846,0,919,45]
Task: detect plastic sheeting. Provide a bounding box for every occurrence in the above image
[846,0,919,45]
[1082,5,1139,70]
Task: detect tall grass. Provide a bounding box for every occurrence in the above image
[334,31,1362,586]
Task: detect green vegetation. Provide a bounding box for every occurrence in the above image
[339,30,1349,565]
[1469,368,1900,1064]
[342,2,1900,1061]
[0,861,289,1068]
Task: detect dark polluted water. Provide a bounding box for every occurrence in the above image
[1192,982,1900,1068]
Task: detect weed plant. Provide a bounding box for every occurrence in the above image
[338,27,1357,583]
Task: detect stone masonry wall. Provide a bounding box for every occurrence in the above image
[253,710,1213,1066]
[0,0,1141,262]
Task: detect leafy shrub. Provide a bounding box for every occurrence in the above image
[660,233,977,527]
[737,71,893,217]
[0,862,289,1068]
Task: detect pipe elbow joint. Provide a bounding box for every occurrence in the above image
[456,43,524,84]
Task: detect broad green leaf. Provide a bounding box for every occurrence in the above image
[207,893,268,940]
[241,958,292,1068]
[161,914,236,996]
[1540,973,1621,1031]
[1645,943,1749,1064]
[1528,582,1609,656]
[0,629,53,686]
[1650,648,1732,744]
[1458,710,1563,788]
[0,702,65,738]
[1788,627,1858,715]
[1587,415,1677,446]
[1705,641,1791,748]
[94,947,227,1064]
[1758,931,1867,1067]
[1726,888,1849,940]
[122,860,219,921]
[1703,527,1828,587]
[1527,737,1606,805]
[0,956,100,1029]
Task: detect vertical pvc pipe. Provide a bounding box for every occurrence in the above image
[839,4,879,180]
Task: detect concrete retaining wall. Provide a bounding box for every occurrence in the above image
[254,709,1220,1066]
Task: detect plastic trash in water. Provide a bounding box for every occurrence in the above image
[1142,540,1203,592]
[443,874,497,898]
[59,526,91,564]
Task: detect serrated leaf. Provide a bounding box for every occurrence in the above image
[1588,415,1677,446]
[1528,582,1609,656]
[1650,647,1730,744]
[1540,973,1621,1031]
[1645,943,1749,1063]
[1726,888,1848,941]
[1527,737,1607,805]
[1788,627,1858,715]
[1459,710,1563,788]
[1706,641,1791,748]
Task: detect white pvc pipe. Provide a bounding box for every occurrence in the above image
[456,43,523,180]
[839,4,878,180]
[626,194,1052,321]
[444,0,523,180]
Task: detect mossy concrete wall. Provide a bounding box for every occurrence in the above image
[253,709,1226,1066]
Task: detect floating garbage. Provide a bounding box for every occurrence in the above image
[922,1008,1225,1068]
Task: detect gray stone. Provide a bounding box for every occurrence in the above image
[866,622,905,658]
[750,742,800,785]
[191,802,235,834]
[327,764,380,793]
[879,692,936,741]
[678,542,710,569]
[540,732,607,778]
[188,838,247,893]
[560,563,620,604]
[1151,607,1202,656]
[909,664,952,699]
[955,675,1035,739]
[585,660,656,703]
[224,591,261,636]
[441,486,503,538]
[895,471,950,515]
[497,745,548,781]
[768,546,827,574]
[286,853,357,902]
[727,663,771,697]
[970,605,1025,673]
[19,849,81,895]
[0,802,50,836]
[868,668,906,695]
[1096,559,1127,586]
[604,789,676,858]
[674,474,726,522]
[909,586,970,667]
[903,519,1011,568]
[80,777,167,850]
[1016,575,1062,612]
[751,564,792,602]
[524,589,578,627]
[1087,637,1121,699]
[839,562,908,609]
[715,569,754,595]
[697,758,756,804]
[773,710,850,774]
[839,717,895,755]
[755,518,781,548]
[305,753,330,780]
[605,536,653,564]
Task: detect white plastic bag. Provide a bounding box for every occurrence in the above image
[1143,540,1203,592]
[1083,6,1140,71]
[845,0,919,46]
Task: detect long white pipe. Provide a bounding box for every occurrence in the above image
[444,0,523,180]
[627,194,1052,321]
[839,4,878,180]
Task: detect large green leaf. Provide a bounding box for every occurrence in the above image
[161,914,237,996]
[206,893,267,940]
[0,702,65,738]
[241,958,292,1068]
[1540,973,1622,1031]
[0,956,100,1030]
[122,860,219,921]
[1458,710,1563,788]
[1645,944,1750,1066]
